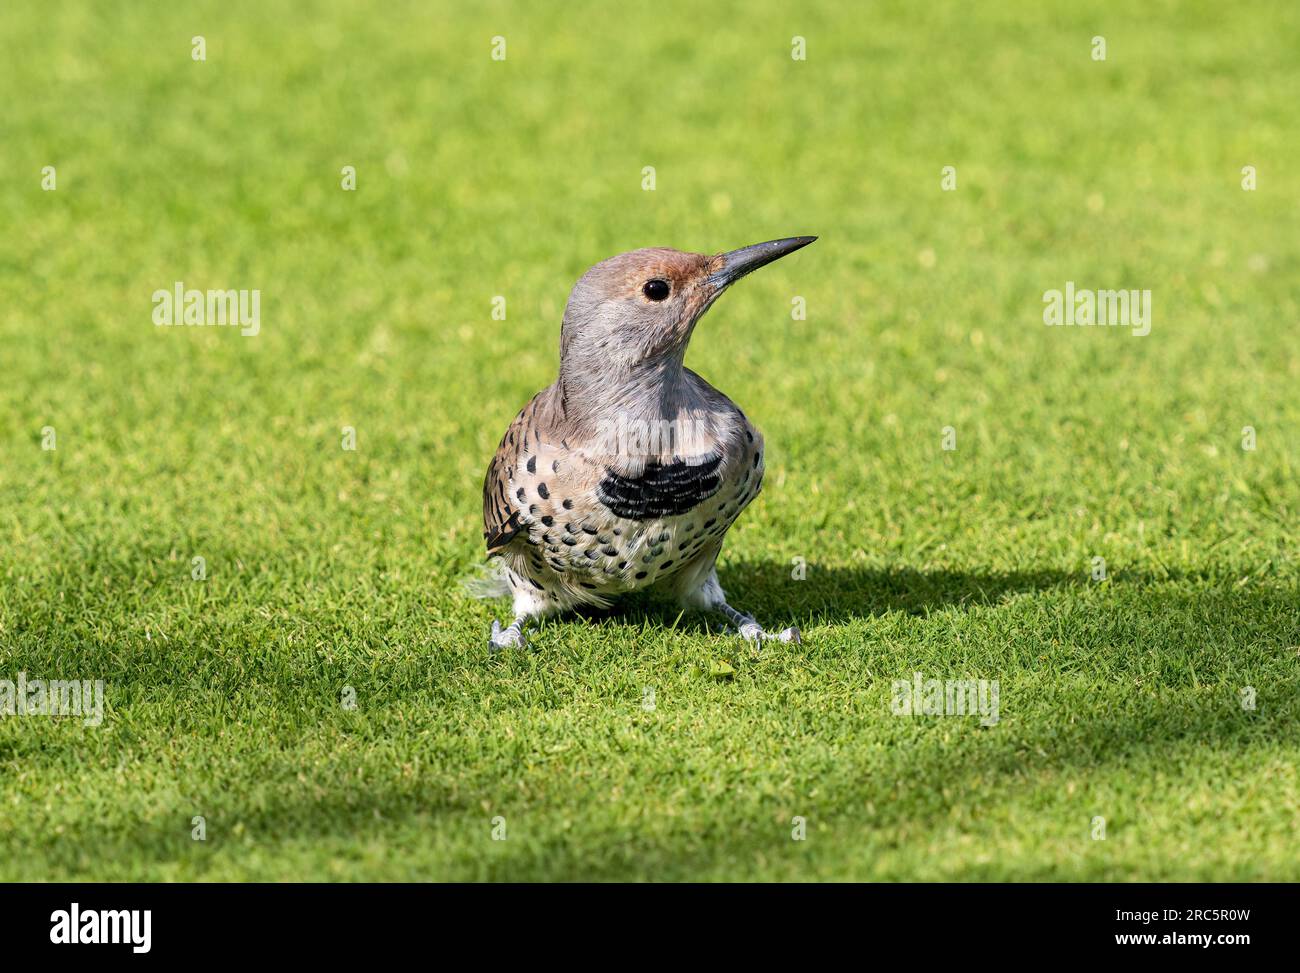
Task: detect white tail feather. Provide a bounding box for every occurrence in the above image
[462,561,511,600]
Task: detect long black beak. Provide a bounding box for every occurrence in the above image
[708,236,817,289]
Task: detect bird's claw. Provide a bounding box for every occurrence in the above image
[488,619,526,652]
[734,622,802,646]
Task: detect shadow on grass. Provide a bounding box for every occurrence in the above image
[563,562,1300,634]
[561,563,1083,632]
[717,562,1083,622]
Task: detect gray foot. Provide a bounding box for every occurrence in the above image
[488,618,527,652]
[720,605,801,646]
[737,621,802,645]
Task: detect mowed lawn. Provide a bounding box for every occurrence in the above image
[1,0,1297,881]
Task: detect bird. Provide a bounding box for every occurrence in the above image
[481,236,817,651]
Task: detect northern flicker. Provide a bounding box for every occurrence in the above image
[482,236,816,650]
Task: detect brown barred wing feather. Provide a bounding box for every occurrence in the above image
[482,406,531,555]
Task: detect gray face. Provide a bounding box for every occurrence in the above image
[559,238,817,378]
[560,248,718,375]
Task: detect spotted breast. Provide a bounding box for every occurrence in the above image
[483,390,764,610]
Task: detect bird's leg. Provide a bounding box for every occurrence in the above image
[716,603,801,646]
[488,614,532,652]
[677,566,802,646]
[487,577,555,652]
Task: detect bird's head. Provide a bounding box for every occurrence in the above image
[558,236,816,382]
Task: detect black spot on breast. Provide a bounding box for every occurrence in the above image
[635,571,648,579]
[541,516,554,526]
[562,537,577,546]
[597,455,723,520]
[516,487,526,501]
[529,579,544,590]
[526,456,537,474]
[562,498,574,510]
[582,525,598,535]
[602,546,618,556]
[552,459,561,474]
[537,483,549,499]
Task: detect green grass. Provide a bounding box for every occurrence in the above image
[2,0,1298,881]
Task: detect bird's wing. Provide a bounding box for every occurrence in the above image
[482,404,532,555]
[483,387,583,556]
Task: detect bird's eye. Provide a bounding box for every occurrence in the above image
[643,279,671,301]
